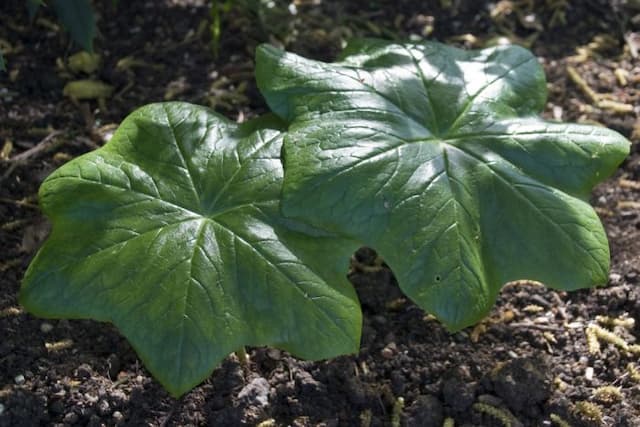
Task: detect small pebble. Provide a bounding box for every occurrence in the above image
[585,366,594,381]
[238,377,270,407]
[112,411,124,422]
[40,322,54,333]
[552,105,563,120]
[609,273,622,285]
[52,388,66,398]
[63,412,79,424]
[109,389,127,405]
[620,210,637,220]
[97,399,110,416]
[0,403,5,415]
[14,374,25,385]
[75,363,92,380]
[266,348,282,360]
[381,343,397,359]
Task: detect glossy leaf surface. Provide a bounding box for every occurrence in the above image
[21,103,361,397]
[257,39,630,330]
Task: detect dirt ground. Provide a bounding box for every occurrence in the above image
[1,1,640,426]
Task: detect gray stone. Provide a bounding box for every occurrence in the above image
[238,377,270,408]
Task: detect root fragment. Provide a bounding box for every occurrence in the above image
[618,178,640,190]
[472,402,519,427]
[0,307,22,317]
[586,325,601,354]
[45,339,74,352]
[596,315,635,329]
[585,324,633,353]
[550,413,571,427]
[567,66,598,103]
[391,397,404,427]
[566,66,634,113]
[627,363,640,382]
[442,417,455,427]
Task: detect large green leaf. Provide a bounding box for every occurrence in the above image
[256,39,630,330]
[20,103,361,397]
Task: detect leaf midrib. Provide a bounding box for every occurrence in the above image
[212,209,355,347]
[161,104,203,208]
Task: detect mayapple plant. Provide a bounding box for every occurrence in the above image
[21,39,630,397]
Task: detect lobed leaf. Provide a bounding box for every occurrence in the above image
[256,39,630,330]
[21,103,362,397]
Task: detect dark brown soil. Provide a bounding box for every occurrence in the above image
[1,1,640,426]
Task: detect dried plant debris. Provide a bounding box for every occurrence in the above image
[592,386,623,405]
[572,401,603,425]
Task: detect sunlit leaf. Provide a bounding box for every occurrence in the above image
[21,103,361,396]
[257,39,630,330]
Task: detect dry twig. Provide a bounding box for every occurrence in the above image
[0,130,63,183]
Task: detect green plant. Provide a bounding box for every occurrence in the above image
[209,0,234,57]
[2,1,95,71]
[258,39,630,327]
[30,0,96,52]
[209,0,292,56]
[21,39,630,397]
[20,107,361,396]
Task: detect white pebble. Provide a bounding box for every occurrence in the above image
[84,393,98,403]
[14,374,25,385]
[609,273,622,285]
[552,105,563,120]
[0,403,5,415]
[585,366,594,381]
[40,322,54,333]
